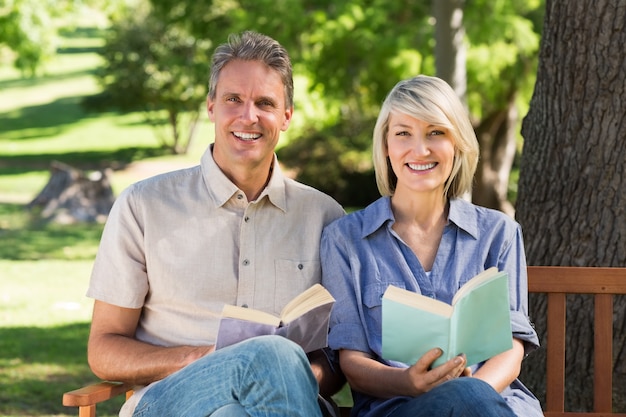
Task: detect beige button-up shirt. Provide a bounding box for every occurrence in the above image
[87,146,344,348]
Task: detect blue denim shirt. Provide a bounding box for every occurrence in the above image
[321,197,542,417]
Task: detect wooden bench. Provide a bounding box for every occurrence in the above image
[527,266,626,417]
[63,266,626,416]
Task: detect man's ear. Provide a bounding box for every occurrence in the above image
[207,94,215,122]
[281,106,294,131]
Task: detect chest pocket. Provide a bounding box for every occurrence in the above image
[362,282,407,345]
[274,259,321,312]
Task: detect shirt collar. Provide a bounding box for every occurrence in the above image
[201,144,286,211]
[361,197,395,238]
[361,196,479,240]
[448,198,479,239]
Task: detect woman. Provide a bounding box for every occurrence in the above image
[321,75,542,417]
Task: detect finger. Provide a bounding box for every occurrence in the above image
[427,354,465,383]
[415,347,444,371]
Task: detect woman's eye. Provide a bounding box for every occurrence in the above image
[395,131,410,136]
[429,130,445,136]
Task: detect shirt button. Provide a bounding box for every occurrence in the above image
[244,216,250,222]
[241,304,249,308]
[237,194,244,200]
[298,263,304,270]
[242,259,250,266]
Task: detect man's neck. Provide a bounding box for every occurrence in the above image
[226,161,274,202]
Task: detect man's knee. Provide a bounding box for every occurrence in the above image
[242,335,307,364]
[211,403,250,417]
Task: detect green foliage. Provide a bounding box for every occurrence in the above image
[94,3,211,154]
[0,0,59,75]
[145,0,543,205]
[464,0,543,120]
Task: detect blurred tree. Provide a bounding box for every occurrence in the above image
[141,0,542,208]
[516,0,626,411]
[93,2,211,154]
[0,0,128,75]
[465,0,543,215]
[0,0,59,75]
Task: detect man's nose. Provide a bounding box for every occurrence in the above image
[239,102,258,123]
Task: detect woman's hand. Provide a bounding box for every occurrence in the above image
[339,347,468,399]
[403,348,468,396]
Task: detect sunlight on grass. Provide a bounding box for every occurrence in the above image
[0,12,141,417]
[0,260,95,327]
[0,73,101,113]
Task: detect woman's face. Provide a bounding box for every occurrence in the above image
[385,111,455,196]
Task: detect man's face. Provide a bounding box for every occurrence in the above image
[208,59,293,175]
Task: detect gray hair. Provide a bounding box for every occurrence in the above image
[208,31,293,109]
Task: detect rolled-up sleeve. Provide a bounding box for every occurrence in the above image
[497,223,540,354]
[321,221,373,354]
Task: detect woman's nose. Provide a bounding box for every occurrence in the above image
[412,137,430,155]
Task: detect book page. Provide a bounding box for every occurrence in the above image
[383,285,453,318]
[451,267,499,305]
[280,284,335,324]
[221,304,281,326]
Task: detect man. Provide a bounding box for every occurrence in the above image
[86,31,345,417]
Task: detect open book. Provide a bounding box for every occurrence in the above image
[215,284,335,353]
[382,267,513,367]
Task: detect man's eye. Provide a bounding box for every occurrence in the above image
[227,97,240,103]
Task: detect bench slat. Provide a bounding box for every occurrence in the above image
[528,266,626,416]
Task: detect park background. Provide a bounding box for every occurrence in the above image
[2,0,625,416]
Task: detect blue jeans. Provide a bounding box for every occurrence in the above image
[132,336,322,417]
[388,378,516,417]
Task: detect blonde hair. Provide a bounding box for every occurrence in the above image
[372,75,479,197]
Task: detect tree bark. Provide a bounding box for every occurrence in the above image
[28,161,115,224]
[516,0,626,412]
[472,94,518,217]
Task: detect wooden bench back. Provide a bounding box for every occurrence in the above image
[527,266,626,417]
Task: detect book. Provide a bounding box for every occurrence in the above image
[382,267,513,368]
[215,283,335,353]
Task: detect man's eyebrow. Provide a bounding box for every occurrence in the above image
[256,95,278,104]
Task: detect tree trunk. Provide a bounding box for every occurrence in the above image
[434,0,518,213]
[472,94,517,217]
[27,161,115,224]
[516,0,626,412]
[433,0,467,104]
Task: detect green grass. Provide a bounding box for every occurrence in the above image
[0,14,303,417]
[0,20,165,417]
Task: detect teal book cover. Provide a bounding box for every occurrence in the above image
[382,268,513,367]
